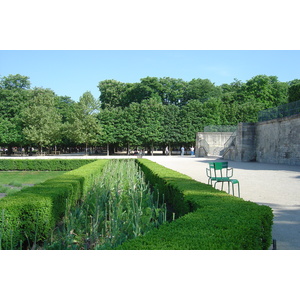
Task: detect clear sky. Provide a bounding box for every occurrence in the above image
[1,50,300,102]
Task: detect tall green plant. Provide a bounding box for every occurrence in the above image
[43,160,166,250]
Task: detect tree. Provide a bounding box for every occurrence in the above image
[98,107,123,155]
[243,75,288,108]
[98,79,128,108]
[139,98,164,155]
[184,78,222,103]
[123,82,157,105]
[0,118,23,146]
[220,79,245,104]
[179,98,227,144]
[0,74,31,120]
[55,95,76,123]
[158,77,187,106]
[65,91,101,154]
[288,80,300,103]
[0,74,31,90]
[21,88,62,152]
[162,104,181,154]
[121,102,142,153]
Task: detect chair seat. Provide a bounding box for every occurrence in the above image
[212,177,231,182]
[229,179,239,184]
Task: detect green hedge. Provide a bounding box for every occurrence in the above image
[0,159,109,249]
[0,159,96,171]
[117,159,273,250]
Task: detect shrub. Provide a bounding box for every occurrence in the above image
[117,159,273,250]
[0,159,109,249]
[0,159,96,171]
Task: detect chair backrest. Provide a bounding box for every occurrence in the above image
[214,162,228,169]
[206,162,215,177]
[212,162,231,178]
[207,161,232,178]
[208,162,215,169]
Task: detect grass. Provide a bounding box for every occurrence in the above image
[0,171,66,197]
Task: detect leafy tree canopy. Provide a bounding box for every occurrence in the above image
[0,74,31,90]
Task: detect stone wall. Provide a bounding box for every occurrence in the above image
[255,114,300,165]
[226,122,256,162]
[195,132,233,157]
[197,114,300,166]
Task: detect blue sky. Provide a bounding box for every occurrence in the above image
[1,50,300,102]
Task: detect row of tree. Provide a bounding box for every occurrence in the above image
[1,74,300,155]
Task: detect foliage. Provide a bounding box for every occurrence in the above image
[0,160,108,249]
[288,81,300,103]
[21,88,62,151]
[97,106,126,154]
[43,160,166,250]
[0,73,293,152]
[184,78,222,103]
[0,158,273,250]
[0,118,23,145]
[139,98,164,152]
[98,79,129,109]
[117,159,273,250]
[0,74,31,90]
[64,91,101,152]
[0,159,96,171]
[162,104,181,149]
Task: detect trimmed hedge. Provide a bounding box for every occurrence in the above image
[117,159,273,250]
[0,159,109,249]
[0,159,96,171]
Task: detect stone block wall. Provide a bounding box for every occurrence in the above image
[195,132,233,157]
[197,114,300,166]
[255,114,300,165]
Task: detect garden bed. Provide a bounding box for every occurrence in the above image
[0,158,274,250]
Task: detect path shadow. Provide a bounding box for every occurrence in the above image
[195,157,300,174]
[257,202,300,250]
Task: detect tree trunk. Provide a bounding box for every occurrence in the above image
[107,143,109,156]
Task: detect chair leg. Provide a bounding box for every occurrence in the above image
[231,181,240,198]
[237,182,240,198]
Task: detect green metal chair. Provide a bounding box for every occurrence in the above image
[206,162,216,185]
[206,162,240,197]
[206,162,233,185]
